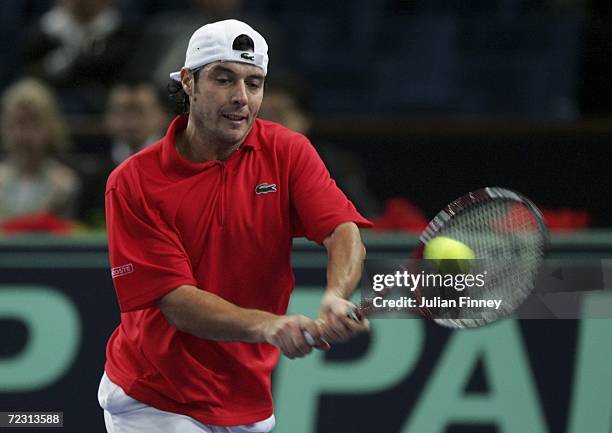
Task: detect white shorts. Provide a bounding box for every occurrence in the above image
[98,372,275,433]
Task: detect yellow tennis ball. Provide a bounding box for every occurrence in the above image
[423,236,475,274]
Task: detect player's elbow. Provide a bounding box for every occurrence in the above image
[325,222,366,259]
[157,285,197,332]
[352,230,367,264]
[358,240,367,261]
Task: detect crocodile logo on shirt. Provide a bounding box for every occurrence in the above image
[255,183,277,195]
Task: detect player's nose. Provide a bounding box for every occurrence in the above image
[231,81,248,106]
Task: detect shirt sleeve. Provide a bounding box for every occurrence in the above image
[289,137,373,244]
[105,187,197,312]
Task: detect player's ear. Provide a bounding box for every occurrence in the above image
[180,68,194,97]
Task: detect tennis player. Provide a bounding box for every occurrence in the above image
[98,19,372,433]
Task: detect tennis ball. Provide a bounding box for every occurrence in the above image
[423,236,475,274]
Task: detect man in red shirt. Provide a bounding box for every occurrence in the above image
[98,19,372,433]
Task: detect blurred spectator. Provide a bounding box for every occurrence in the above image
[259,82,381,218]
[126,0,286,88]
[105,80,169,165]
[20,0,138,113]
[0,78,81,224]
[77,79,169,227]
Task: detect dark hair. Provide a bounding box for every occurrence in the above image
[167,68,202,115]
[232,34,255,52]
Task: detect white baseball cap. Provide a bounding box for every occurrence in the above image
[169,19,269,81]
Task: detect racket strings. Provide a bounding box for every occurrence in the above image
[434,200,545,326]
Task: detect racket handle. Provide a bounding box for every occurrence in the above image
[347,307,362,322]
[304,309,362,346]
[303,331,316,346]
[303,330,330,347]
[303,318,329,346]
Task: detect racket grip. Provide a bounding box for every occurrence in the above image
[303,319,329,346]
[303,331,316,346]
[303,330,330,347]
[347,307,362,322]
[304,309,361,346]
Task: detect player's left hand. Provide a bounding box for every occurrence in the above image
[318,292,369,343]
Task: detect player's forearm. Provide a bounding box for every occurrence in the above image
[157,285,277,342]
[323,222,367,299]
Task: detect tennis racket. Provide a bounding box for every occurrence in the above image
[306,186,548,340]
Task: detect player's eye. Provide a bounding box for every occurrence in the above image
[216,77,231,85]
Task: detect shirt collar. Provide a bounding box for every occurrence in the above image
[160,114,261,180]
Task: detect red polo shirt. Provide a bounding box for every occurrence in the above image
[104,115,372,426]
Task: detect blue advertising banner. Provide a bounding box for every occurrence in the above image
[0,233,611,433]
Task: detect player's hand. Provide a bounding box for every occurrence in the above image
[263,315,330,359]
[318,292,369,343]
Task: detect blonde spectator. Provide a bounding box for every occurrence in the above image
[0,78,80,223]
